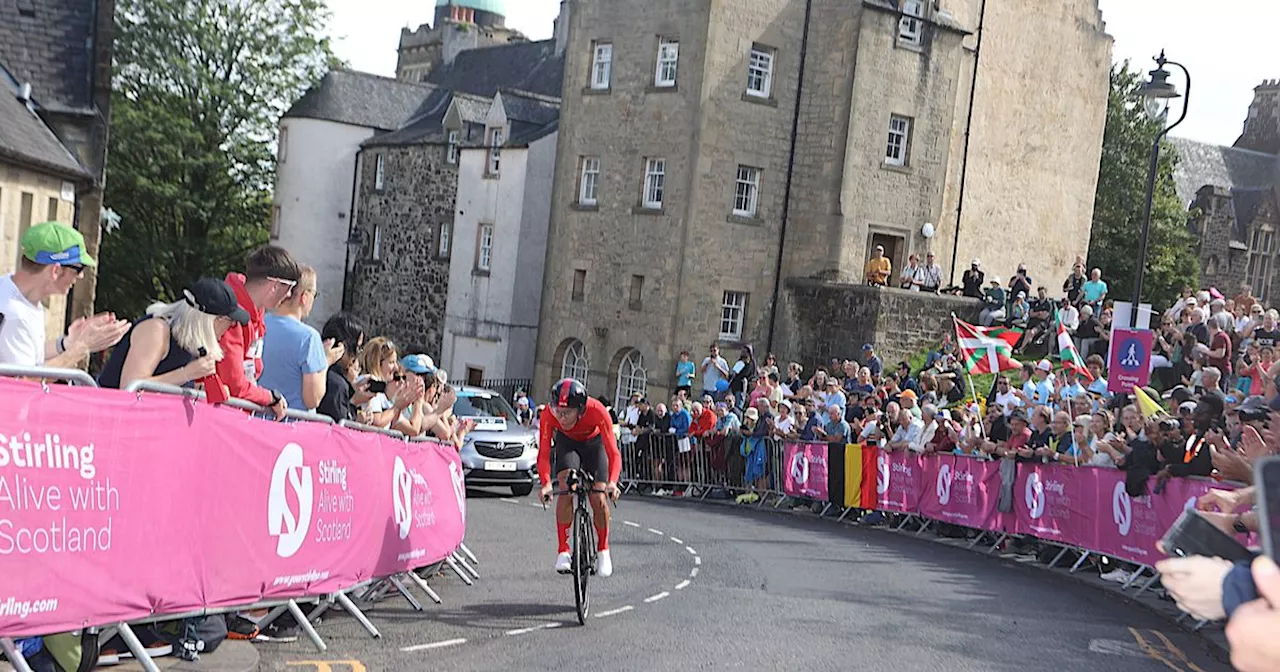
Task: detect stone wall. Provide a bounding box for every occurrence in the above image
[1192,186,1246,293]
[1236,80,1280,156]
[348,144,455,355]
[782,278,981,370]
[936,0,1111,288]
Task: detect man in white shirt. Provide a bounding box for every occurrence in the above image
[918,404,940,452]
[701,343,730,399]
[993,376,1022,416]
[0,222,127,367]
[887,409,925,453]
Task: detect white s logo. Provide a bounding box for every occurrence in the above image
[790,452,809,487]
[393,456,413,540]
[936,463,953,506]
[876,454,890,495]
[1113,481,1133,536]
[449,461,467,523]
[268,443,313,558]
[1025,472,1045,520]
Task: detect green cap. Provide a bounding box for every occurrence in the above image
[21,221,96,267]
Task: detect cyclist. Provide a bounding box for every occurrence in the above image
[539,378,621,577]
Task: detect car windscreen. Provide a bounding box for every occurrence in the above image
[453,393,518,420]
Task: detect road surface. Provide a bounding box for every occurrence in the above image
[257,491,1230,671]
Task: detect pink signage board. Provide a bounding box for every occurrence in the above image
[0,379,465,637]
[782,442,829,501]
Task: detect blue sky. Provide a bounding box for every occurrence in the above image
[326,0,1278,147]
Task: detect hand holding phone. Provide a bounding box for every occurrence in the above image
[1256,456,1280,559]
[1160,508,1254,564]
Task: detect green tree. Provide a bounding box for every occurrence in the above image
[99,0,335,317]
[1086,64,1199,313]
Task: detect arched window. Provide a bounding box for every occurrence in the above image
[560,339,589,384]
[614,348,647,410]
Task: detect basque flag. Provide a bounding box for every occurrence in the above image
[954,318,1022,375]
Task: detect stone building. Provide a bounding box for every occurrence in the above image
[275,70,431,327]
[0,0,115,338]
[396,0,527,83]
[1176,80,1280,302]
[532,0,1111,401]
[343,1,565,356]
[443,91,559,385]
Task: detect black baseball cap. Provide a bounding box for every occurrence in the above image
[185,278,250,324]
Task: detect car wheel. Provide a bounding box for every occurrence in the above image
[511,483,534,497]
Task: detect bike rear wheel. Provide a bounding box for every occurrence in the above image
[572,501,593,624]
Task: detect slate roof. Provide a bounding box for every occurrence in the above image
[284,70,434,130]
[451,93,492,124]
[509,118,559,146]
[500,89,559,125]
[424,39,564,99]
[1170,136,1277,206]
[0,0,96,112]
[0,90,89,179]
[361,41,564,148]
[362,87,457,147]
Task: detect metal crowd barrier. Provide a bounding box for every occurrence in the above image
[618,432,788,508]
[618,431,1250,623]
[0,371,478,672]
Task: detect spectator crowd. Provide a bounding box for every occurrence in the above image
[5,224,1280,672]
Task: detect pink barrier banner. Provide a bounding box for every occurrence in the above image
[875,450,925,513]
[1012,462,1099,546]
[1092,471,1240,566]
[782,442,829,501]
[0,378,465,637]
[918,455,1005,531]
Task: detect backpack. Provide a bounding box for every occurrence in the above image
[156,616,228,661]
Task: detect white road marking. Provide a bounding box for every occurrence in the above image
[500,498,519,504]
[623,521,641,528]
[694,556,702,565]
[686,546,697,555]
[670,537,684,544]
[690,567,699,578]
[647,528,664,535]
[505,623,563,636]
[675,580,691,590]
[644,592,670,603]
[528,502,543,508]
[401,638,466,652]
[595,606,634,618]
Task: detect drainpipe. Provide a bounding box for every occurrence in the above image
[947,0,986,287]
[765,0,813,355]
[341,149,362,311]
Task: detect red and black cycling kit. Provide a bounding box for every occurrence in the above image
[538,396,622,486]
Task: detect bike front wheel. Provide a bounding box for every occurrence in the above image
[572,503,593,624]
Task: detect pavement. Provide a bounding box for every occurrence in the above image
[243,490,1233,672]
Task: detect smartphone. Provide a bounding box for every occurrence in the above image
[1160,508,1254,564]
[368,380,388,395]
[1256,455,1280,559]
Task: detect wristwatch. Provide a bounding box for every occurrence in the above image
[270,390,283,407]
[1232,514,1249,535]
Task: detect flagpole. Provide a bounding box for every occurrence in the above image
[953,313,981,409]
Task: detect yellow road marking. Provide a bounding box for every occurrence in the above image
[1149,629,1206,672]
[1129,627,1184,671]
[287,661,367,672]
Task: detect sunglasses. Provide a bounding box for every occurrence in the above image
[61,264,86,275]
[269,276,299,296]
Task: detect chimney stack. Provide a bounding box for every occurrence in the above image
[554,0,572,56]
[1234,78,1280,155]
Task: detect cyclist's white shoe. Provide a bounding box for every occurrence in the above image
[595,549,612,577]
[555,552,572,573]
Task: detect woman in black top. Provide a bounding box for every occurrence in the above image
[98,278,248,389]
[316,312,370,423]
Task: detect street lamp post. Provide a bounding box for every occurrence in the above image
[1132,50,1191,328]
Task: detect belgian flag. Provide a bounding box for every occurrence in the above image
[843,444,880,509]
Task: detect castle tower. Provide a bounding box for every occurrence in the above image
[396,0,524,82]
[1236,79,1280,156]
